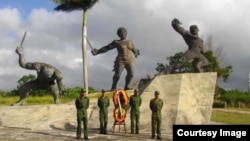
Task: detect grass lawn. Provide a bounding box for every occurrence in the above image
[211,110,250,124]
[0,90,132,106]
[0,95,73,105]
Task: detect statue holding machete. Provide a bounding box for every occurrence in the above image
[87,27,140,90]
[12,32,66,106]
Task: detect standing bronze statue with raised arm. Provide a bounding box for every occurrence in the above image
[166,18,209,74]
[12,46,66,106]
[91,27,140,90]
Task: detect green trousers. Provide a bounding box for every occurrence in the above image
[151,114,161,138]
[99,111,108,133]
[77,116,88,138]
[130,111,140,133]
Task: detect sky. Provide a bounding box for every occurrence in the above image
[0,0,250,92]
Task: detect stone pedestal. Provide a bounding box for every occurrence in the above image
[0,103,76,130]
[137,72,217,134]
[0,72,217,139]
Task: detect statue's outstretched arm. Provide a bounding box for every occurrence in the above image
[91,42,115,56]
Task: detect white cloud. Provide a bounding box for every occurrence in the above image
[1,0,250,91]
[0,8,22,33]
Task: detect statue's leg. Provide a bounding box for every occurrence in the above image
[195,61,202,72]
[48,84,60,104]
[179,52,191,68]
[124,62,134,90]
[111,63,125,90]
[201,55,209,72]
[195,54,209,72]
[12,82,35,106]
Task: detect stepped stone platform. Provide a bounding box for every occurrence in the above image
[0,72,217,141]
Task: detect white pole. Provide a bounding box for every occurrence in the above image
[82,11,88,95]
[117,94,123,116]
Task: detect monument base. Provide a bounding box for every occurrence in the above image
[137,72,217,134]
[0,72,217,140]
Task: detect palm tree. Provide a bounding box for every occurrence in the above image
[51,0,99,94]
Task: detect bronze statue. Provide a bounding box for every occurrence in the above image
[12,46,66,106]
[91,27,140,90]
[165,18,209,73]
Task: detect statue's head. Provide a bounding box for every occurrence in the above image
[189,25,199,35]
[117,27,127,39]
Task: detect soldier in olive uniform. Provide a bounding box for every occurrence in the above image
[129,89,142,134]
[97,89,110,134]
[150,91,163,140]
[75,89,89,140]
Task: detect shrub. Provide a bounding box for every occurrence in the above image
[213,100,225,108]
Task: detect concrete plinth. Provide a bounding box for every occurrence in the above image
[0,72,217,140]
[137,72,217,134]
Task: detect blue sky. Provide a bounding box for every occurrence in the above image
[0,0,54,18]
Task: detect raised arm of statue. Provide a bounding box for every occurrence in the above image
[15,46,34,70]
[172,18,199,40]
[172,18,186,35]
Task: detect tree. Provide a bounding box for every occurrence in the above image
[16,74,47,96]
[157,50,232,82]
[156,35,232,82]
[51,0,99,95]
[203,50,232,83]
[17,74,36,88]
[156,50,232,99]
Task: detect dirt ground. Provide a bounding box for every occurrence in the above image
[0,126,172,141]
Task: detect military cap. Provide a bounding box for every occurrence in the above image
[81,89,86,93]
[101,89,105,93]
[134,89,138,92]
[154,91,160,95]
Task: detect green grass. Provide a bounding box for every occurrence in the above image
[0,96,19,105]
[223,107,250,112]
[0,90,133,106]
[211,110,250,124]
[0,95,74,105]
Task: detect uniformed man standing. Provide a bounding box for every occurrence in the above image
[75,89,89,140]
[129,89,142,134]
[150,91,163,140]
[97,89,110,134]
